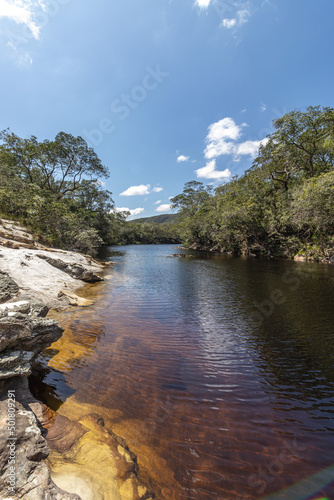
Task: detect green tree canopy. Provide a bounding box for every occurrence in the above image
[172,106,334,260]
[253,106,334,188]
[0,130,117,255]
[0,130,109,200]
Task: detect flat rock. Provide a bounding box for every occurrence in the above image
[0,222,105,308]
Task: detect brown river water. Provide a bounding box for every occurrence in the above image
[30,245,334,499]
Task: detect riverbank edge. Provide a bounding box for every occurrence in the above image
[179,243,334,264]
[0,218,111,499]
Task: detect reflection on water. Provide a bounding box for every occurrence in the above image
[32,245,334,499]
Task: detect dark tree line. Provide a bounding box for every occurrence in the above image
[2,106,333,259]
[171,106,334,261]
[0,129,180,254]
[0,130,124,255]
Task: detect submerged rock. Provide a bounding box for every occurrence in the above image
[47,400,157,500]
[168,253,196,258]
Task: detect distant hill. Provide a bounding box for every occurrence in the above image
[133,213,179,224]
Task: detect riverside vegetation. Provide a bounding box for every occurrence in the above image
[0,105,333,499]
[0,129,179,253]
[0,221,156,499]
[171,106,334,262]
[1,105,334,260]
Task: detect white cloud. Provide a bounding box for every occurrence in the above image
[120,184,150,196]
[7,46,33,66]
[237,8,250,24]
[152,186,163,193]
[114,207,130,213]
[177,155,190,162]
[129,207,145,217]
[195,160,231,180]
[235,138,268,157]
[155,203,172,213]
[155,200,162,205]
[0,0,45,40]
[204,117,242,160]
[204,117,267,161]
[114,207,144,219]
[208,117,242,142]
[221,5,250,30]
[260,102,267,112]
[195,0,211,8]
[222,18,237,29]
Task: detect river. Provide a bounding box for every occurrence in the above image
[31,244,334,499]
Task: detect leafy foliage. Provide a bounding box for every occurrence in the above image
[172,106,334,261]
[0,130,120,255]
[119,221,181,245]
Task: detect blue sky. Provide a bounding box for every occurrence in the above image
[0,0,334,218]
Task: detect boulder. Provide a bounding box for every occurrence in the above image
[0,350,34,379]
[294,255,307,262]
[0,378,81,500]
[0,299,81,499]
[58,290,94,307]
[0,316,63,365]
[36,255,103,283]
[0,320,32,352]
[0,272,19,304]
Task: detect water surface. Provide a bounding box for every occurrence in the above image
[34,245,334,499]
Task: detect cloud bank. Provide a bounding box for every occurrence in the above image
[204,117,267,161]
[120,184,151,196]
[114,207,144,219]
[195,116,268,181]
[120,184,164,196]
[195,159,231,180]
[155,203,171,213]
[0,0,45,40]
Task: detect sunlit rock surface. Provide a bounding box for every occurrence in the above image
[0,378,81,500]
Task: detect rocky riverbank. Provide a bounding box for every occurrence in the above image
[0,218,107,499]
[180,242,334,264]
[0,218,158,500]
[0,300,82,499]
[0,218,107,309]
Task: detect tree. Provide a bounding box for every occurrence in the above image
[291,171,334,234]
[170,181,213,216]
[0,129,116,255]
[254,106,334,185]
[0,130,109,200]
[171,106,334,260]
